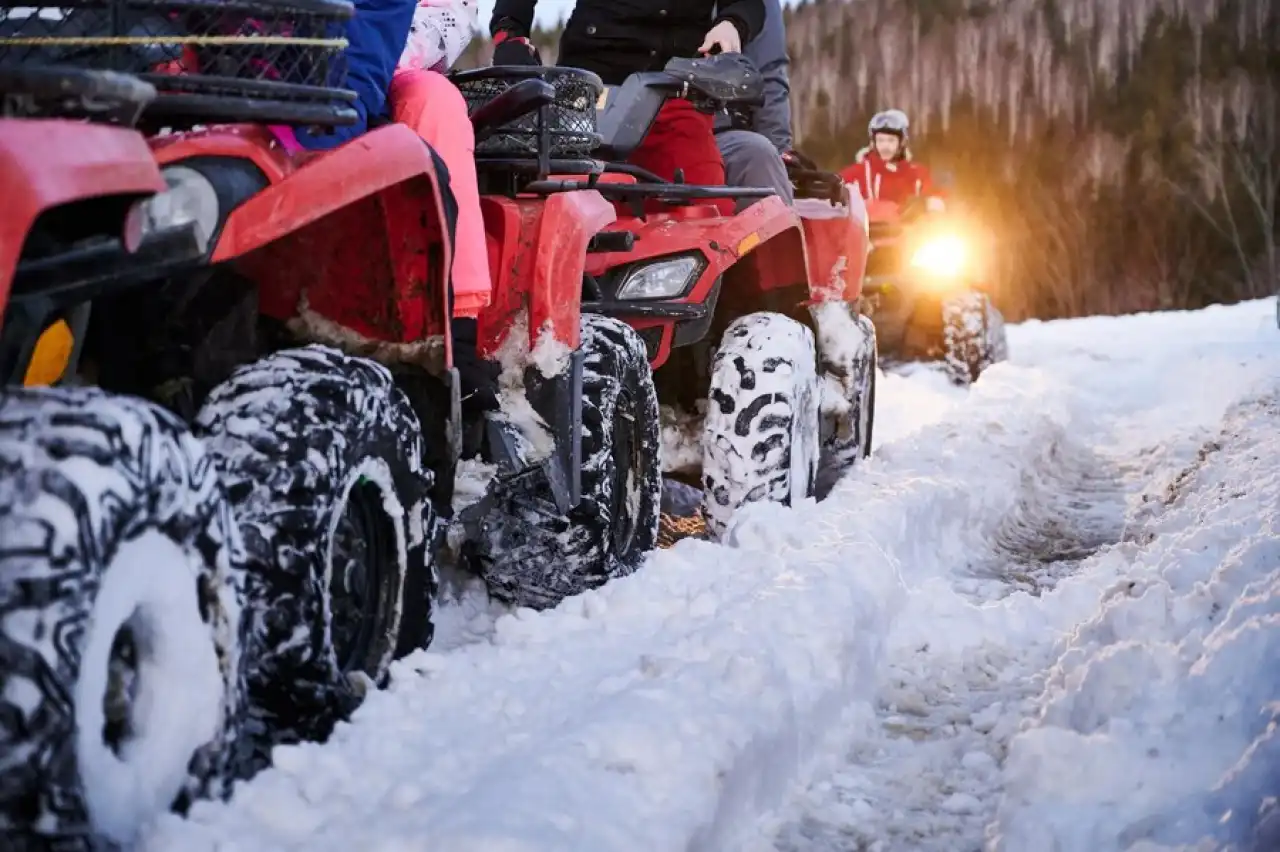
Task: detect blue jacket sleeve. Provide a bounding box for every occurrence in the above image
[294,0,418,150]
[747,0,791,152]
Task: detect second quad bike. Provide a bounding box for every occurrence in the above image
[858,196,1008,385]
[0,0,661,846]
[454,54,879,539]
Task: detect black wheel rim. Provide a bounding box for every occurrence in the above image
[610,392,641,558]
[329,477,397,675]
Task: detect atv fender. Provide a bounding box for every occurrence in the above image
[587,194,801,293]
[796,198,869,303]
[204,124,441,265]
[477,189,615,358]
[0,119,165,305]
[173,124,457,358]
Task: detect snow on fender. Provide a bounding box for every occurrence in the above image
[0,387,247,847]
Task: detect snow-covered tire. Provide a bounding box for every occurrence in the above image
[942,291,1008,385]
[812,303,878,499]
[471,316,660,609]
[0,388,246,848]
[701,312,821,540]
[193,346,435,754]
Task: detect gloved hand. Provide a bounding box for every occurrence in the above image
[492,31,542,66]
[781,149,818,172]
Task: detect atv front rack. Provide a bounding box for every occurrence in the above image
[475,153,776,214]
[523,176,773,204]
[453,66,603,159]
[0,0,357,128]
[0,63,154,123]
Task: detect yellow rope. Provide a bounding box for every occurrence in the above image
[0,34,347,47]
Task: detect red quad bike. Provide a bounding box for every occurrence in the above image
[0,1,657,846]
[452,54,878,540]
[859,196,1008,385]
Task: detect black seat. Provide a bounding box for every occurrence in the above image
[661,53,764,109]
[595,54,764,160]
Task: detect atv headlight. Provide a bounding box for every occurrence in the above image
[126,165,220,254]
[909,235,967,278]
[615,255,703,300]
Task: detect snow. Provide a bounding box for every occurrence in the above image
[659,402,705,473]
[140,299,1280,852]
[79,532,227,847]
[451,456,497,514]
[492,312,557,462]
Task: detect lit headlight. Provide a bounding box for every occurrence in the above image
[125,165,220,254]
[615,255,703,300]
[909,235,967,277]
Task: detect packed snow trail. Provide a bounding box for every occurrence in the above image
[760,300,1280,852]
[140,301,1279,852]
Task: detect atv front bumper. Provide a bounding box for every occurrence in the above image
[2,224,204,386]
[860,273,977,355]
[9,223,204,309]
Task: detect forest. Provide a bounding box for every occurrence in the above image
[458,0,1279,320]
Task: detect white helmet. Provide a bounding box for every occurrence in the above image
[868,108,910,140]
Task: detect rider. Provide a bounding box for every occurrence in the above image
[489,0,765,213]
[288,0,498,413]
[713,0,794,210]
[840,109,945,212]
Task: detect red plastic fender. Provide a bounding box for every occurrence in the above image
[0,119,164,308]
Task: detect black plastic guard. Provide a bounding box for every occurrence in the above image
[523,347,584,514]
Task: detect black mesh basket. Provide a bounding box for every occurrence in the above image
[452,66,603,158]
[0,0,357,127]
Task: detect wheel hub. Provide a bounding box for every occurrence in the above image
[329,478,395,675]
[103,616,142,756]
[610,395,641,557]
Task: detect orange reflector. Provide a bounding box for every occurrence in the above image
[736,232,761,255]
[23,319,74,387]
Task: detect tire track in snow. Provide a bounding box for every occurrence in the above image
[143,363,1086,852]
[972,438,1129,597]
[767,425,1136,852]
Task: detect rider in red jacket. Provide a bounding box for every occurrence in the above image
[840,109,945,211]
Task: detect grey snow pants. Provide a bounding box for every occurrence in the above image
[715,129,794,212]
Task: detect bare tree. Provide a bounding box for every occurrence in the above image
[1172,85,1279,303]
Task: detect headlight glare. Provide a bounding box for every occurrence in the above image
[909,235,966,277]
[615,255,702,300]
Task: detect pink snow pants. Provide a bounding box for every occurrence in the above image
[389,68,492,318]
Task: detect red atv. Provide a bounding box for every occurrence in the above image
[0,0,658,845]
[452,55,878,539]
[859,196,1008,385]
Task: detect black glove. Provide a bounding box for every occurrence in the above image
[451,318,500,415]
[492,33,542,66]
[781,149,818,172]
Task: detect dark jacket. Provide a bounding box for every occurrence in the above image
[491,0,766,85]
[294,0,417,150]
[712,0,790,151]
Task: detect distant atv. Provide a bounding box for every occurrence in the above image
[859,196,1007,384]
[455,54,878,538]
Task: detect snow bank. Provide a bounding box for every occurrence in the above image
[142,363,1080,852]
[761,299,1280,852]
[992,392,1280,852]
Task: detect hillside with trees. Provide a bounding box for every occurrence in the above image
[459,0,1278,320]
